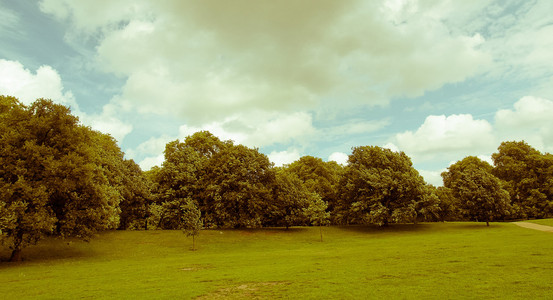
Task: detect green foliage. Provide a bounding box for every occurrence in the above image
[442,156,511,225]
[118,159,152,230]
[434,186,463,221]
[303,195,330,241]
[304,195,330,226]
[152,132,276,229]
[269,169,314,228]
[0,96,129,261]
[286,156,342,211]
[180,200,202,250]
[201,144,275,228]
[492,141,553,219]
[406,184,441,224]
[337,146,427,226]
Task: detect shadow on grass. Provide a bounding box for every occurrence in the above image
[0,239,94,266]
[206,227,309,233]
[337,223,433,234]
[446,221,513,230]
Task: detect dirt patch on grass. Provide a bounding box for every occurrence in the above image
[196,281,290,299]
[180,264,212,272]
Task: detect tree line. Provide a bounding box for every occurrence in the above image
[1,96,553,261]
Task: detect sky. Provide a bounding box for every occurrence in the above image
[1,0,553,186]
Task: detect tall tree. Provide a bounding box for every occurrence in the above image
[337,146,427,226]
[152,132,231,227]
[201,144,275,228]
[269,169,314,229]
[442,156,511,226]
[492,141,553,219]
[286,156,342,211]
[434,186,463,222]
[0,96,124,261]
[118,159,152,230]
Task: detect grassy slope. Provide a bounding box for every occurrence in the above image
[1,222,553,299]
[526,218,553,226]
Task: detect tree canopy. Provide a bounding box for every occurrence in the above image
[337,146,428,226]
[442,156,511,226]
[286,156,342,211]
[492,141,553,219]
[5,94,553,261]
[0,96,130,261]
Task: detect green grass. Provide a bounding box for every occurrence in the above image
[2,222,553,299]
[526,218,553,226]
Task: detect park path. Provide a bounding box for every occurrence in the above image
[513,222,553,233]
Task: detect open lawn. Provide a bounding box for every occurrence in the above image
[526,218,553,227]
[2,222,553,299]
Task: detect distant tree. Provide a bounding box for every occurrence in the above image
[118,159,152,230]
[146,203,164,230]
[442,156,511,226]
[492,141,553,219]
[180,199,202,251]
[434,186,463,222]
[404,185,441,224]
[157,140,203,200]
[304,195,330,242]
[286,156,342,212]
[157,199,188,229]
[0,96,123,261]
[200,144,275,228]
[337,146,427,226]
[150,132,231,227]
[269,169,313,229]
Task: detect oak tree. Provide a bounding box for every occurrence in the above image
[492,141,553,219]
[269,169,314,229]
[286,156,342,212]
[337,146,427,226]
[0,96,124,261]
[442,156,511,226]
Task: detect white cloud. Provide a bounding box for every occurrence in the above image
[0,59,78,109]
[478,1,553,81]
[392,114,496,163]
[418,169,445,187]
[138,154,164,171]
[319,119,390,142]
[268,150,301,167]
[36,1,553,170]
[477,155,493,166]
[179,111,315,148]
[82,114,132,143]
[328,152,349,165]
[39,0,491,126]
[0,59,133,143]
[382,142,400,152]
[125,135,174,160]
[495,96,553,152]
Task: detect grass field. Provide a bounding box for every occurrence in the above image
[2,222,553,299]
[526,218,553,226]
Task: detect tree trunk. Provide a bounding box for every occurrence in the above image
[9,248,22,262]
[319,225,323,242]
[486,221,489,226]
[192,235,196,251]
[9,231,24,262]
